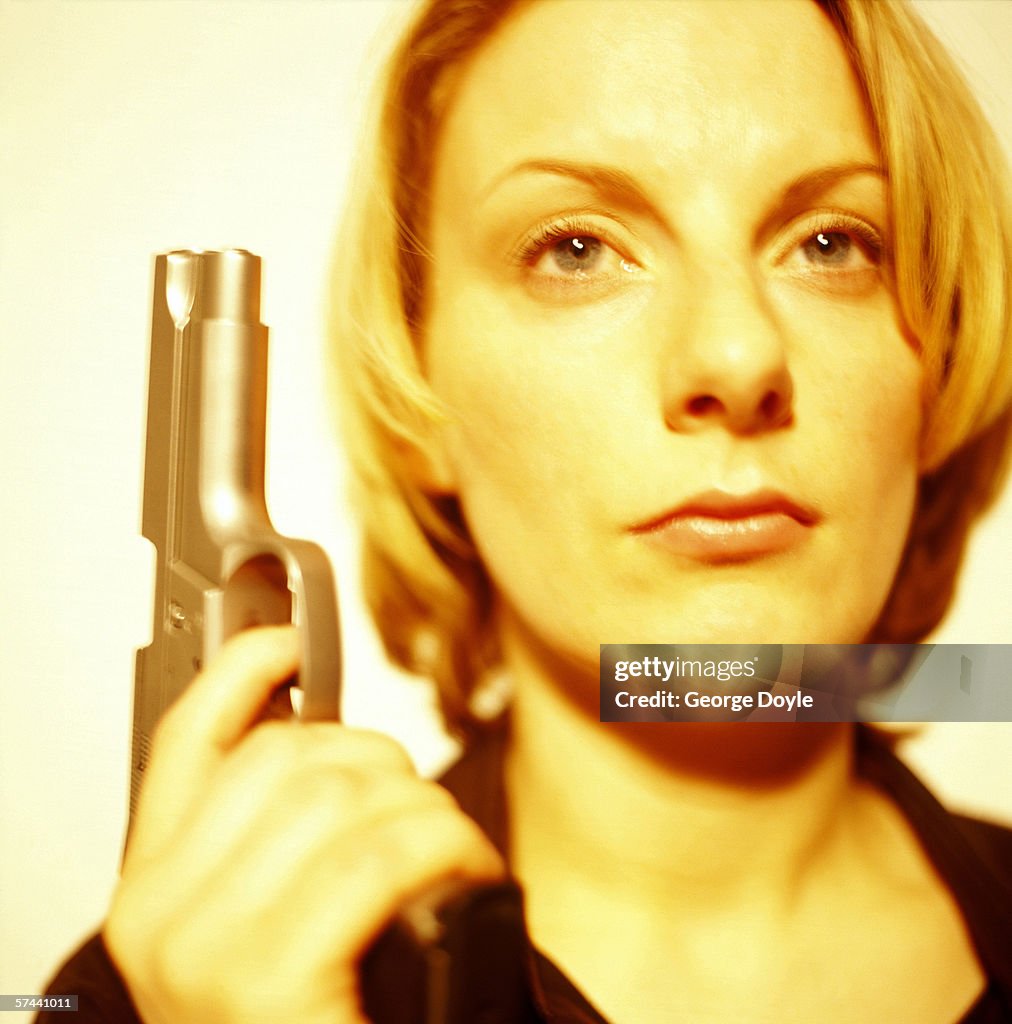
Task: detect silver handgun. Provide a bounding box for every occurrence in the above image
[129,249,342,836]
[129,249,536,1023]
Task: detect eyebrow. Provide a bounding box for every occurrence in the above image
[480,158,886,213]
[777,162,887,206]
[753,161,887,245]
[479,159,654,211]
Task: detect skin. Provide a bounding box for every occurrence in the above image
[423,0,923,664]
[104,3,982,1023]
[104,627,504,1024]
[421,1,984,1021]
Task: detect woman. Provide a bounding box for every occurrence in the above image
[41,0,1012,1021]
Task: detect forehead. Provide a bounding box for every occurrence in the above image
[432,0,878,204]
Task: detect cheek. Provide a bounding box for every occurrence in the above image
[807,312,922,491]
[796,302,923,594]
[428,312,558,495]
[424,280,648,502]
[422,279,653,632]
[773,277,919,457]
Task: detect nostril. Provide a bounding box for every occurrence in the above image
[688,394,721,416]
[674,379,794,432]
[759,389,792,425]
[759,391,780,420]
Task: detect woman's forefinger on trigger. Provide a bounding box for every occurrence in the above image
[136,627,301,836]
[155,625,301,758]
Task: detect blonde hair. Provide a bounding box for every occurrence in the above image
[329,0,1012,736]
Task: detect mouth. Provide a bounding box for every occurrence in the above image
[630,488,820,563]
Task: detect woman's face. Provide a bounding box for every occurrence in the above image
[422,0,922,672]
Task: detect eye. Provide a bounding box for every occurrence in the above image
[801,231,857,266]
[541,235,606,275]
[783,214,884,276]
[514,215,640,288]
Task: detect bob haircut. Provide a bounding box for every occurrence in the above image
[329,0,1012,737]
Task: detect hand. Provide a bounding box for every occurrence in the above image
[103,626,503,1024]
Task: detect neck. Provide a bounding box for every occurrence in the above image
[496,617,985,1024]
[501,619,861,918]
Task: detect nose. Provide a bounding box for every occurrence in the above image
[662,270,794,435]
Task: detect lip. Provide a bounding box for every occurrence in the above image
[631,488,820,563]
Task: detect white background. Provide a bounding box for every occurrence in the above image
[1,0,1010,1014]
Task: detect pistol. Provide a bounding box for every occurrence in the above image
[129,248,342,840]
[129,249,537,1024]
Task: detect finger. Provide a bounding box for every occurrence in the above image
[233,721,417,776]
[276,802,505,969]
[166,797,504,986]
[129,626,301,859]
[139,732,434,892]
[162,625,302,756]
